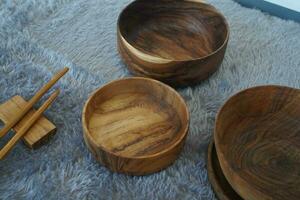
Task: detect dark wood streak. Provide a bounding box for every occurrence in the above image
[110,123,176,154]
[82,77,189,175]
[215,85,300,200]
[117,0,229,87]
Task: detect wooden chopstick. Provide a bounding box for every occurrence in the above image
[0,90,60,159]
[0,67,68,138]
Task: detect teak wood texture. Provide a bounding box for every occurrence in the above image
[215,85,300,200]
[82,77,189,175]
[117,0,229,87]
[0,95,56,149]
[207,140,243,200]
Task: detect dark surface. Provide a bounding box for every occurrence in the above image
[235,0,300,22]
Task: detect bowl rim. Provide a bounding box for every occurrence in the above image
[117,0,230,62]
[82,77,190,159]
[214,84,300,199]
[214,84,299,145]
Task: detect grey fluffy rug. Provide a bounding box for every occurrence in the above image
[0,0,300,199]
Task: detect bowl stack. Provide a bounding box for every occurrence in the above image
[209,85,300,200]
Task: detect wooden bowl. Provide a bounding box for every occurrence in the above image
[215,85,300,200]
[82,77,189,175]
[117,0,229,87]
[207,140,243,200]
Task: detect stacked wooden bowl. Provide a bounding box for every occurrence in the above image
[209,85,300,200]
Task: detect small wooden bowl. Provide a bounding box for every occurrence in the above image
[82,77,189,175]
[215,85,300,200]
[117,0,229,87]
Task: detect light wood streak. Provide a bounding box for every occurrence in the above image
[120,35,171,64]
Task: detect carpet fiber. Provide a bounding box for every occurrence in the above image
[0,0,300,199]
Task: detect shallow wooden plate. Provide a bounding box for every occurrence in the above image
[117,0,229,87]
[215,85,300,200]
[207,140,243,200]
[82,77,189,175]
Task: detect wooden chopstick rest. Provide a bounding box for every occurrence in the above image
[0,67,68,138]
[0,96,56,149]
[0,90,60,159]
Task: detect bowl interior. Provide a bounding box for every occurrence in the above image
[215,86,300,199]
[84,78,189,158]
[118,0,228,61]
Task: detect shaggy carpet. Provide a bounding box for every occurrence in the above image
[0,0,299,199]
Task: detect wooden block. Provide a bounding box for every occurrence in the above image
[0,96,56,149]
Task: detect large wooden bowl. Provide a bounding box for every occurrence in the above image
[215,85,300,200]
[117,0,229,87]
[82,77,189,175]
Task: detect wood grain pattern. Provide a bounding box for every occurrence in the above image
[82,77,189,175]
[117,0,229,86]
[207,140,243,200]
[215,85,300,200]
[0,95,56,149]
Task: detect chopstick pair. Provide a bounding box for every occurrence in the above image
[0,67,69,159]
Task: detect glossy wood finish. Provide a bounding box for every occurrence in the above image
[82,77,189,175]
[207,140,243,200]
[117,0,229,87]
[215,85,300,200]
[0,96,56,149]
